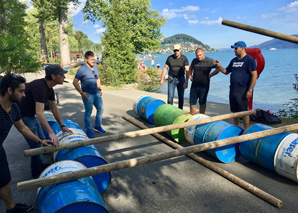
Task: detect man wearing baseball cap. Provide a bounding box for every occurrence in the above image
[160,44,189,109]
[214,41,257,130]
[19,65,73,178]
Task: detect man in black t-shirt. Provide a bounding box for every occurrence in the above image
[160,44,189,109]
[189,47,220,114]
[215,41,257,130]
[0,74,52,213]
[19,65,73,178]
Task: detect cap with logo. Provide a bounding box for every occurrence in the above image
[231,41,247,49]
[173,44,181,51]
[45,65,68,77]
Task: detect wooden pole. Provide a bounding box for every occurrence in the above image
[222,19,298,44]
[18,123,298,192]
[24,110,256,157]
[122,115,283,208]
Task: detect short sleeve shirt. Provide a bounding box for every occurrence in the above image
[19,78,55,117]
[0,103,21,148]
[190,57,216,87]
[226,54,257,91]
[166,54,189,78]
[75,64,99,94]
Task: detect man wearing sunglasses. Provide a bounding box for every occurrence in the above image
[214,41,257,130]
[0,74,53,212]
[73,51,105,138]
[160,44,189,109]
[19,65,73,179]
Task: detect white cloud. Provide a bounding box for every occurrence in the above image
[188,20,199,25]
[95,28,105,35]
[94,24,100,28]
[162,6,199,20]
[82,20,88,25]
[69,0,87,16]
[278,1,298,13]
[188,17,223,25]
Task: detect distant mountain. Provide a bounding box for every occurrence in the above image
[251,34,298,50]
[158,34,217,53]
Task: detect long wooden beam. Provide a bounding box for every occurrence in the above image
[18,123,298,192]
[24,110,256,157]
[122,115,283,208]
[222,19,298,44]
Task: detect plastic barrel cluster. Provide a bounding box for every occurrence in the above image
[133,96,298,182]
[38,112,110,212]
[133,96,243,163]
[240,124,298,182]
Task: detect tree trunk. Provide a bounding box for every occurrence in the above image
[58,8,70,67]
[0,1,7,33]
[39,19,48,63]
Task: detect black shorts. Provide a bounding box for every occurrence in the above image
[229,89,248,112]
[0,148,11,188]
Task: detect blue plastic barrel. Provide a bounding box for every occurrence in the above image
[240,124,291,171]
[37,160,107,213]
[184,114,209,144]
[134,96,165,124]
[194,121,243,163]
[51,120,111,194]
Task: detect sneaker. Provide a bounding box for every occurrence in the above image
[86,131,95,138]
[6,203,34,212]
[93,126,106,133]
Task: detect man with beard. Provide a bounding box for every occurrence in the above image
[73,51,105,138]
[214,41,257,130]
[19,65,73,179]
[0,74,52,212]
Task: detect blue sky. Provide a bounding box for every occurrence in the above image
[28,0,298,49]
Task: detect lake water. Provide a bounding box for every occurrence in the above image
[141,49,298,113]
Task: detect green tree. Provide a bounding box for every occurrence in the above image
[83,0,166,85]
[0,0,40,75]
[0,34,40,74]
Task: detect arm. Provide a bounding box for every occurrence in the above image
[14,118,53,147]
[159,64,169,85]
[97,77,102,96]
[209,67,220,79]
[214,60,228,75]
[35,102,59,145]
[183,65,190,89]
[73,78,88,101]
[188,66,194,82]
[246,70,258,99]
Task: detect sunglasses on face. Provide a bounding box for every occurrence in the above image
[173,49,179,52]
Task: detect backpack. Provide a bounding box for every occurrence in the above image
[250,109,282,125]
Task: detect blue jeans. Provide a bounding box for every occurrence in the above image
[22,117,45,178]
[168,76,185,109]
[82,92,104,132]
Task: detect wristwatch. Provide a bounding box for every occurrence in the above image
[248,89,253,92]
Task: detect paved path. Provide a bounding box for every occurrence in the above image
[1,73,298,212]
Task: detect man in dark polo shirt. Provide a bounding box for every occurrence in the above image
[215,41,257,130]
[160,44,189,109]
[19,65,73,178]
[189,47,220,114]
[0,74,52,212]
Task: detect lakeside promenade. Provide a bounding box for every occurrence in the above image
[1,72,298,212]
